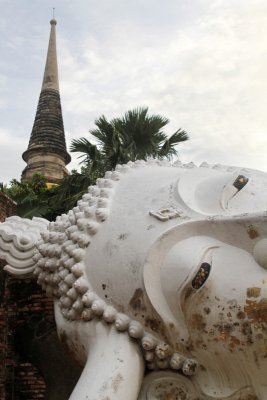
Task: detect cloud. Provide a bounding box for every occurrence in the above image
[57,0,267,174]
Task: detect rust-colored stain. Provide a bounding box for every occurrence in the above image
[247,226,259,239]
[229,335,240,351]
[237,311,246,320]
[217,323,234,334]
[204,307,211,315]
[247,287,261,298]
[169,322,175,330]
[190,314,206,331]
[185,339,195,352]
[195,338,204,348]
[129,289,169,341]
[241,321,253,341]
[183,285,194,301]
[212,322,238,344]
[218,331,230,341]
[145,317,162,332]
[244,299,267,323]
[129,288,145,311]
[154,382,190,400]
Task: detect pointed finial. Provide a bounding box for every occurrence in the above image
[50,8,57,25]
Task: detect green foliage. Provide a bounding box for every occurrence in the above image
[5,172,92,221]
[49,170,93,213]
[6,173,54,220]
[71,107,189,173]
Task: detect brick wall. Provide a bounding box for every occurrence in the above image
[0,191,47,399]
[0,193,16,222]
[0,273,81,400]
[0,274,51,400]
[0,194,81,399]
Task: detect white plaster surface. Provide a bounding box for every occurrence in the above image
[1,160,267,399]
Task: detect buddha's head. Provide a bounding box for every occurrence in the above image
[2,160,267,399]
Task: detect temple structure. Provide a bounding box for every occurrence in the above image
[21,19,71,184]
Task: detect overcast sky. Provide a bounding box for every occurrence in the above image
[1,0,267,184]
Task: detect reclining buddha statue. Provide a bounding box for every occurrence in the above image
[0,159,266,399]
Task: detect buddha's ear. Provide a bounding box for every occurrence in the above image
[0,216,48,277]
[143,213,267,335]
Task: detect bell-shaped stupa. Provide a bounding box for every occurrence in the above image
[22,19,71,183]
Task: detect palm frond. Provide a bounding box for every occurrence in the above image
[158,129,189,159]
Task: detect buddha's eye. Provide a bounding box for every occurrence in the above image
[233,175,248,191]
[192,262,211,290]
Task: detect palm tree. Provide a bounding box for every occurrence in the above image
[70,107,189,172]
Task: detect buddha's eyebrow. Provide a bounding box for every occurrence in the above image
[221,174,249,210]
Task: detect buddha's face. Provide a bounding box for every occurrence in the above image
[161,235,267,397]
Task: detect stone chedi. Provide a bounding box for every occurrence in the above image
[21,19,71,183]
[1,160,267,399]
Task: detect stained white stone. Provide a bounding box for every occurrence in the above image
[2,161,267,400]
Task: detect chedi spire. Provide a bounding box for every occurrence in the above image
[22,19,71,183]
